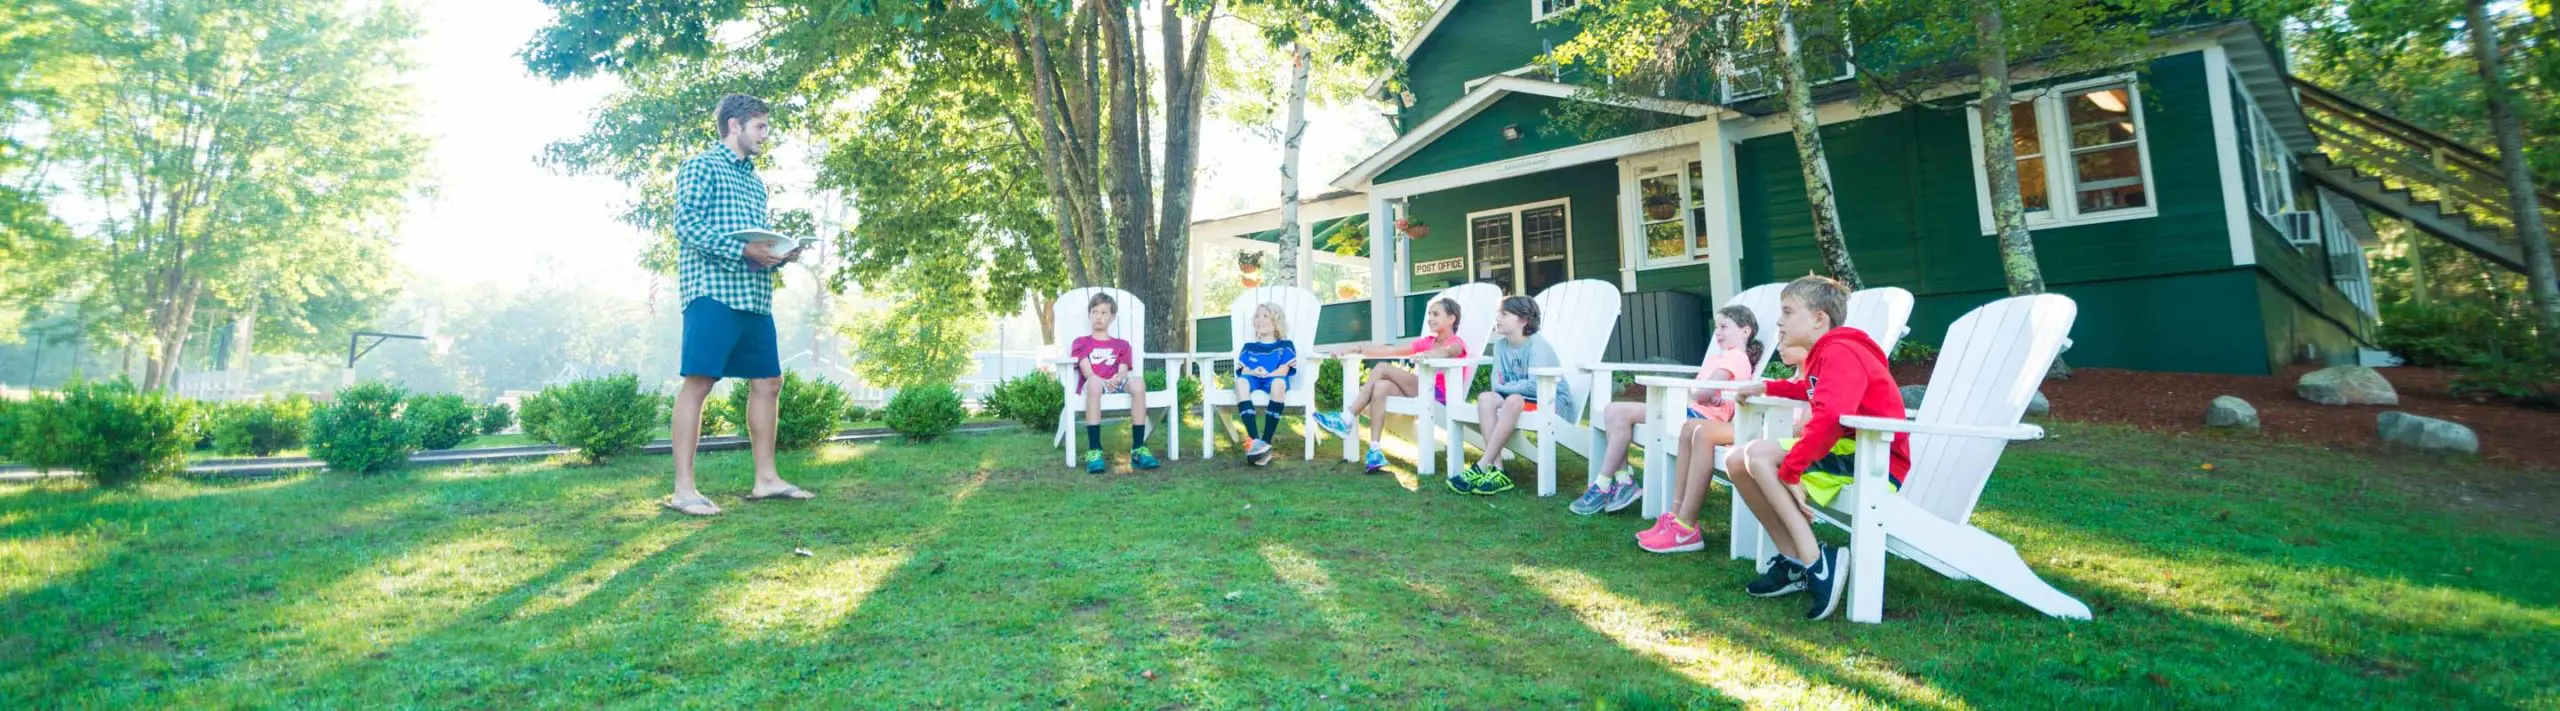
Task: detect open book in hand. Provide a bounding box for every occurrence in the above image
[724,229,807,260]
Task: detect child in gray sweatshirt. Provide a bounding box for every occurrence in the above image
[1451,295,1577,495]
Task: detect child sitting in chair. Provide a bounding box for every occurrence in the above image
[1072,292,1158,474]
[1724,275,1908,621]
[1312,297,1468,474]
[1452,296,1576,496]
[1580,304,1765,517]
[1233,302,1297,467]
[1637,338,1801,554]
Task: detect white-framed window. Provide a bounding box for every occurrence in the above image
[1968,74,2158,233]
[1717,16,1855,103]
[2237,74,2316,247]
[1625,153,1711,269]
[1531,0,1579,23]
[1466,198,1574,295]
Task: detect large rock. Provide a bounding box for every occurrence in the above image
[2206,396,2260,430]
[1900,385,1926,411]
[2377,412,2478,455]
[2297,366,2399,406]
[2026,391,2051,416]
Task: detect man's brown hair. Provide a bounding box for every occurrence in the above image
[715,94,771,138]
[1783,274,1850,331]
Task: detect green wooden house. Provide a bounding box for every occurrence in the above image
[1191,4,2539,374]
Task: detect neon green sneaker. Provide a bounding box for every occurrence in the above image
[1084,449,1106,474]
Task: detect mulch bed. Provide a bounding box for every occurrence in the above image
[1890,363,2560,472]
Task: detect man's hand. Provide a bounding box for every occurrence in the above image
[778,244,808,265]
[743,240,785,269]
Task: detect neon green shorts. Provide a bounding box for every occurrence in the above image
[1779,437,1880,507]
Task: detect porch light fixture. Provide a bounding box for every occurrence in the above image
[1501,123,1522,141]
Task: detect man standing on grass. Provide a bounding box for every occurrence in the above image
[663,93,814,516]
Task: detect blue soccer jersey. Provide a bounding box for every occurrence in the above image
[1238,339,1298,384]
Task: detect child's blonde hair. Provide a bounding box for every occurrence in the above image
[1253,302,1289,341]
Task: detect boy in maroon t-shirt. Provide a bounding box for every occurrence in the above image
[1725,275,1909,621]
[1071,292,1158,474]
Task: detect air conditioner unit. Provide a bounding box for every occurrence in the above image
[2276,211,2321,247]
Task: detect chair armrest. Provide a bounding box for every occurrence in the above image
[1744,396,1808,409]
[1525,366,1575,377]
[1584,362,1700,376]
[1332,353,1408,363]
[1632,376,1755,390]
[1838,415,2045,441]
[1423,356,1492,369]
[1148,352,1212,360]
[1043,356,1079,366]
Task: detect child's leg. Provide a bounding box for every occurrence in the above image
[1480,394,1527,469]
[1594,401,1647,485]
[1673,418,1738,527]
[1736,439,1820,563]
[1081,378,1108,452]
[1126,372,1149,447]
[1233,380,1257,441]
[1365,365,1419,444]
[1473,393,1502,467]
[1264,380,1288,441]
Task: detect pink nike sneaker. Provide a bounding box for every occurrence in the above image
[1638,518,1705,554]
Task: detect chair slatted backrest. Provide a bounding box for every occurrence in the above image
[1054,287,1149,367]
[1530,279,1624,424]
[1706,283,1787,379]
[1424,282,1504,395]
[1226,286,1324,382]
[1845,287,1916,358]
[1903,294,2077,524]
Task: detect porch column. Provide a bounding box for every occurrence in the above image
[1696,120,1744,305]
[1367,193,1400,341]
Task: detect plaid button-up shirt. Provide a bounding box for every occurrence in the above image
[674,142,775,314]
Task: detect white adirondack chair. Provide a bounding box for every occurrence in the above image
[1578,282,1785,518]
[1844,287,1915,358]
[1439,279,1623,496]
[1697,294,2089,623]
[1336,282,1502,474]
[1047,287,1184,466]
[1195,286,1327,460]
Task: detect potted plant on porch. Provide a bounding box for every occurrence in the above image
[1238,251,1265,287]
[1396,217,1431,239]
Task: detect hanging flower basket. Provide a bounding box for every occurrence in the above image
[1396,218,1431,240]
[1644,196,1680,221]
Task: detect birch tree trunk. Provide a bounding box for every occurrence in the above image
[1275,40,1311,288]
[2469,0,2560,356]
[1775,5,1861,289]
[1974,1,2066,376]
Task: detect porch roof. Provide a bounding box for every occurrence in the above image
[1330,75,1734,192]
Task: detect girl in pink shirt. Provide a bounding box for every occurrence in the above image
[1579,304,1763,516]
[1311,297,1467,474]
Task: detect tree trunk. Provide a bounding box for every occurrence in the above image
[1147,2,1215,352]
[1099,0,1151,295]
[1775,5,1862,289]
[1972,1,2066,376]
[2469,0,2560,356]
[1275,40,1311,288]
[144,279,202,392]
[1014,23,1098,287]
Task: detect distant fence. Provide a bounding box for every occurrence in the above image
[174,371,258,402]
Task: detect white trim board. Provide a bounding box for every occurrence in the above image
[2205,46,2258,266]
[1335,75,1732,191]
[1461,197,1577,296]
[1364,119,1719,200]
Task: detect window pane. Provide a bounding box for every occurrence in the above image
[1310,259,1371,303]
[1645,220,1686,260]
[2066,87,2136,147]
[1472,215,1515,289]
[1522,206,1570,293]
[1687,161,1706,206]
[2018,156,2051,213]
[2010,102,2042,157]
[1640,173,1680,223]
[1691,207,1712,253]
[2074,146,2149,212]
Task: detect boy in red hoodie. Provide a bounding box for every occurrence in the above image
[1726,275,1909,621]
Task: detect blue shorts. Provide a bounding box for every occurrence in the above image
[1240,374,1294,394]
[681,298,781,380]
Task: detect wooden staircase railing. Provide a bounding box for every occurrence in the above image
[2292,77,2552,273]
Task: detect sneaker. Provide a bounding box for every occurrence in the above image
[1247,438,1274,466]
[1311,412,1351,438]
[1132,446,1161,470]
[1445,465,1479,494]
[1638,518,1705,553]
[1567,484,1610,516]
[1363,447,1387,474]
[1472,468,1515,495]
[1804,544,1849,621]
[1603,479,1643,513]
[1637,513,1674,542]
[1744,556,1808,598]
[1084,449,1106,475]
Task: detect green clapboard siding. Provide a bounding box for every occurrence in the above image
[1400,161,1622,296]
[1904,269,2275,375]
[1379,94,1672,184]
[1400,0,1585,131]
[1194,301,1375,353]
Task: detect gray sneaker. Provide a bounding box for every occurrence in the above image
[1567,484,1610,515]
[1602,479,1643,513]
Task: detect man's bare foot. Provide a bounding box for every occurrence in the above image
[664,494,722,516]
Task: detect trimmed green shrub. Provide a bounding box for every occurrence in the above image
[2377,301,2543,368]
[0,397,18,462]
[719,372,851,451]
[987,373,1065,430]
[312,382,416,474]
[478,402,515,435]
[703,393,740,436]
[1314,358,1345,411]
[521,374,661,464]
[404,394,481,451]
[883,383,965,442]
[13,380,195,485]
[1140,369,1205,408]
[844,404,876,424]
[1892,340,1940,366]
[211,396,314,457]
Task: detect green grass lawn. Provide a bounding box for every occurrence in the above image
[3,420,2553,709]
